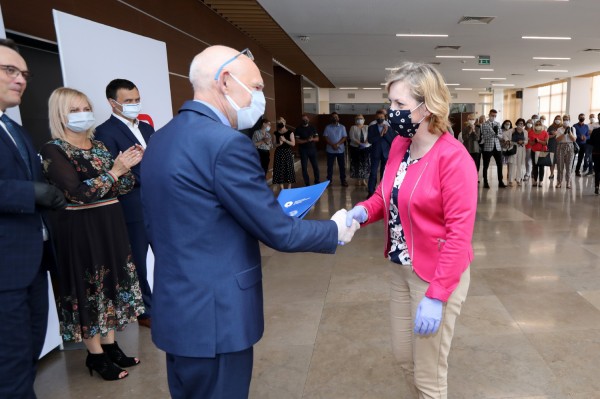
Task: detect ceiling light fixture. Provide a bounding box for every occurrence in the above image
[492,84,515,87]
[480,77,506,80]
[396,33,449,37]
[455,88,473,91]
[339,87,358,90]
[435,55,476,59]
[533,57,571,60]
[462,68,494,71]
[522,36,571,40]
[385,67,399,71]
[445,83,460,86]
[362,87,382,90]
[537,69,568,72]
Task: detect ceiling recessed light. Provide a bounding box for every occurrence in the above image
[492,83,515,87]
[385,67,399,71]
[480,77,506,80]
[339,87,358,90]
[537,69,568,72]
[362,87,381,90]
[445,83,460,86]
[522,36,571,40]
[533,57,571,60]
[455,88,473,91]
[462,68,494,72]
[435,55,476,59]
[380,83,387,86]
[396,33,449,37]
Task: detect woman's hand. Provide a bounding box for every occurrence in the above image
[111,146,143,177]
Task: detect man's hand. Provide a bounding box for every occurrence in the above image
[33,182,67,210]
[331,209,360,245]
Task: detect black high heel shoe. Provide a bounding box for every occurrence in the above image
[85,351,128,380]
[101,341,140,367]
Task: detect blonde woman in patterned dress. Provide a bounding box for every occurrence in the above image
[41,87,144,381]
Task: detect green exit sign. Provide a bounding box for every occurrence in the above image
[478,55,491,65]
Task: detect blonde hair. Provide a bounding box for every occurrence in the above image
[48,87,95,140]
[386,62,450,134]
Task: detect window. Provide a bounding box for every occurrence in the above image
[479,93,493,116]
[538,82,566,121]
[591,75,600,116]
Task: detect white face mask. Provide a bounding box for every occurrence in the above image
[113,100,142,119]
[503,124,510,130]
[356,119,364,125]
[66,112,95,133]
[265,126,271,132]
[489,116,496,122]
[225,73,266,130]
[468,120,475,125]
[563,120,571,127]
[526,123,533,128]
[591,118,597,124]
[554,119,561,125]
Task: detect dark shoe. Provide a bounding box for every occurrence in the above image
[499,182,507,188]
[576,171,582,177]
[548,175,554,180]
[595,187,599,195]
[86,352,128,380]
[483,182,490,189]
[137,317,151,328]
[101,341,140,368]
[586,171,594,176]
[341,181,349,187]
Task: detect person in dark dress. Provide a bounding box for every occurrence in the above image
[272,117,296,189]
[41,87,145,381]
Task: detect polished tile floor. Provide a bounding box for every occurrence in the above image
[34,159,600,398]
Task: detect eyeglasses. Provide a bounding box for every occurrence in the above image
[0,64,32,82]
[213,48,254,81]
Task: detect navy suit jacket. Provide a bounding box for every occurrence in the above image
[0,117,45,291]
[141,101,337,358]
[95,115,154,223]
[368,123,397,160]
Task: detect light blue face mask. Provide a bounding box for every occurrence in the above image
[66,111,95,133]
[113,100,142,119]
[225,73,266,130]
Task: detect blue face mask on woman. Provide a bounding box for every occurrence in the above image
[388,102,425,138]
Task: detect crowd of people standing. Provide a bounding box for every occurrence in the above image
[460,110,600,193]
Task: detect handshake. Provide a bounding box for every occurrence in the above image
[330,206,368,245]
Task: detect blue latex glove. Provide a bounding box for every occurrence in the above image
[414,297,443,336]
[345,206,367,227]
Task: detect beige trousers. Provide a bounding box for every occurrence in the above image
[390,264,470,399]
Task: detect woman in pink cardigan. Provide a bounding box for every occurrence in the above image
[345,62,477,399]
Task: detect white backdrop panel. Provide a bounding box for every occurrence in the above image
[53,10,173,130]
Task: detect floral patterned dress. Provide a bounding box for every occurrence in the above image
[388,148,420,265]
[40,139,144,342]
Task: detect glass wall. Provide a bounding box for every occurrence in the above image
[591,75,600,116]
[537,82,567,121]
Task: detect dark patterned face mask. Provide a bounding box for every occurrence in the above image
[388,102,425,138]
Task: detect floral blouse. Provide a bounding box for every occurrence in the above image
[388,148,420,265]
[40,139,134,204]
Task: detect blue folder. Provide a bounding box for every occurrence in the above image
[277,181,330,219]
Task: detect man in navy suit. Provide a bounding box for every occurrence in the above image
[367,109,396,197]
[141,45,359,399]
[0,39,65,399]
[95,79,154,327]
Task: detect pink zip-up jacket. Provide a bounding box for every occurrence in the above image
[357,132,477,302]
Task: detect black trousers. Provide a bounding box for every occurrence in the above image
[0,267,48,399]
[531,151,546,182]
[470,152,481,172]
[257,149,270,177]
[126,220,152,318]
[299,148,320,185]
[593,154,600,188]
[166,347,253,399]
[482,149,504,184]
[576,143,587,173]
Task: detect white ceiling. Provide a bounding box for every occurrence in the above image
[257,0,600,91]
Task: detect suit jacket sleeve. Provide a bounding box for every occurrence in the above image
[0,179,35,214]
[213,133,338,253]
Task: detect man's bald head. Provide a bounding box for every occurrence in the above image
[190,45,257,92]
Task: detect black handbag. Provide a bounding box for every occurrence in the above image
[573,142,580,154]
[502,145,517,156]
